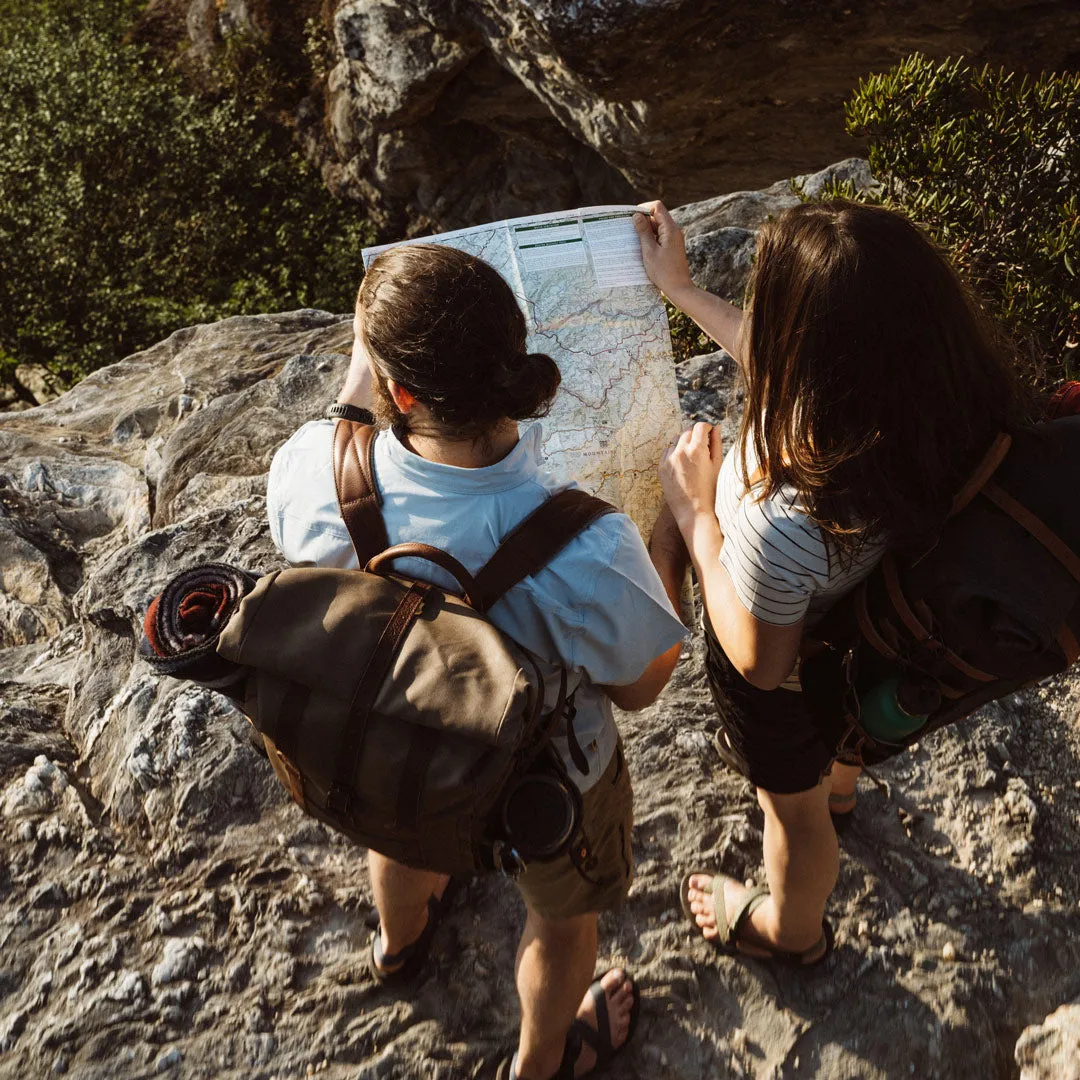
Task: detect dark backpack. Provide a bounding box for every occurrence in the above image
[802,417,1080,764]
[144,420,615,876]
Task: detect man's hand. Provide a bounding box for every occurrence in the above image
[660,422,724,538]
[633,201,694,302]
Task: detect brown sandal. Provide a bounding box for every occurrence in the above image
[679,871,833,968]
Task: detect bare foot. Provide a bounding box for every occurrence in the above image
[569,968,637,1078]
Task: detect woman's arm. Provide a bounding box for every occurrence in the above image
[661,422,802,691]
[633,200,745,359]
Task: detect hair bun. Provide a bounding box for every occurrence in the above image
[501,351,561,421]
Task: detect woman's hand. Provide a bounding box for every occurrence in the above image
[660,422,724,537]
[633,200,694,301]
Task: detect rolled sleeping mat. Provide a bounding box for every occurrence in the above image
[140,563,259,697]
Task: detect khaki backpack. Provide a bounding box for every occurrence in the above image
[214,419,615,875]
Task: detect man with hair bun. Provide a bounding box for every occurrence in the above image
[266,244,689,1079]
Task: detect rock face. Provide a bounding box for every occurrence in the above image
[1016,1000,1080,1080]
[2,168,1080,1078]
[140,0,1080,235]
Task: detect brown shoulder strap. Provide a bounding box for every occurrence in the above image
[949,433,1012,517]
[981,479,1080,586]
[471,489,616,613]
[332,420,390,568]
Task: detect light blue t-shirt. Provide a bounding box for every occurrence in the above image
[266,420,686,791]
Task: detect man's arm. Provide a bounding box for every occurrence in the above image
[601,505,688,711]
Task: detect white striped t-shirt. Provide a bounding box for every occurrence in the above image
[715,442,885,632]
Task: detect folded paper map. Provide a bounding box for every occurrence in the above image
[363,206,683,542]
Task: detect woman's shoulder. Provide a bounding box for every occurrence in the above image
[718,450,829,568]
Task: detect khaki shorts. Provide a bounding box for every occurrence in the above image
[515,739,634,920]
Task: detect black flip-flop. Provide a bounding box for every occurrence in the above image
[366,878,459,989]
[496,968,641,1079]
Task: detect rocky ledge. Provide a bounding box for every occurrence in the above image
[2,164,1079,1079]
[141,0,1080,236]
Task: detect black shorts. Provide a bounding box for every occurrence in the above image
[703,619,838,794]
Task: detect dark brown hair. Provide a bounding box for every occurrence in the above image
[357,243,560,440]
[739,200,1032,553]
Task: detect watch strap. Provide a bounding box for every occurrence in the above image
[326,403,376,425]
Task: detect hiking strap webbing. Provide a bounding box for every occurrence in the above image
[333,419,389,569]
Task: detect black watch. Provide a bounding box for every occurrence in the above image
[325,403,375,425]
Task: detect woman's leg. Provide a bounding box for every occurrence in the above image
[827,760,862,815]
[752,782,837,950]
[686,779,836,955]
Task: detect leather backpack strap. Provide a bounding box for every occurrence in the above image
[949,432,1012,517]
[980,479,1080,586]
[331,419,390,568]
[471,489,616,613]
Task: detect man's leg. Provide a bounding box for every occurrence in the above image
[512,907,635,1080]
[686,780,837,956]
[368,850,451,970]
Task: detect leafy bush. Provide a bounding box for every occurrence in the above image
[666,300,716,364]
[0,0,371,391]
[819,55,1079,385]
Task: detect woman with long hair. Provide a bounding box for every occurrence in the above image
[633,199,1030,964]
[267,243,689,1076]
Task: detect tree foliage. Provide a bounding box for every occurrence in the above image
[816,55,1079,386]
[0,0,371,391]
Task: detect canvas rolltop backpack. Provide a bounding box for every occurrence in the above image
[213,419,615,876]
[801,416,1080,765]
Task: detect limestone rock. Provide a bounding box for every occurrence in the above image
[674,158,878,299]
[1016,1000,1080,1080]
[2,166,1080,1080]
[138,1,1080,235]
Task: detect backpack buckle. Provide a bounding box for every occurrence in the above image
[325,784,352,815]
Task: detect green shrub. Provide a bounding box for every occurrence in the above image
[0,0,372,390]
[666,300,715,364]
[816,55,1079,386]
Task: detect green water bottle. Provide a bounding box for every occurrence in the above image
[858,676,940,741]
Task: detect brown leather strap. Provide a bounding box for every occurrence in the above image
[855,581,900,660]
[1057,622,1080,665]
[949,433,1012,517]
[471,489,616,613]
[881,553,932,643]
[882,554,998,682]
[981,480,1080,586]
[940,644,998,683]
[328,582,430,814]
[332,420,389,568]
[365,543,479,607]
